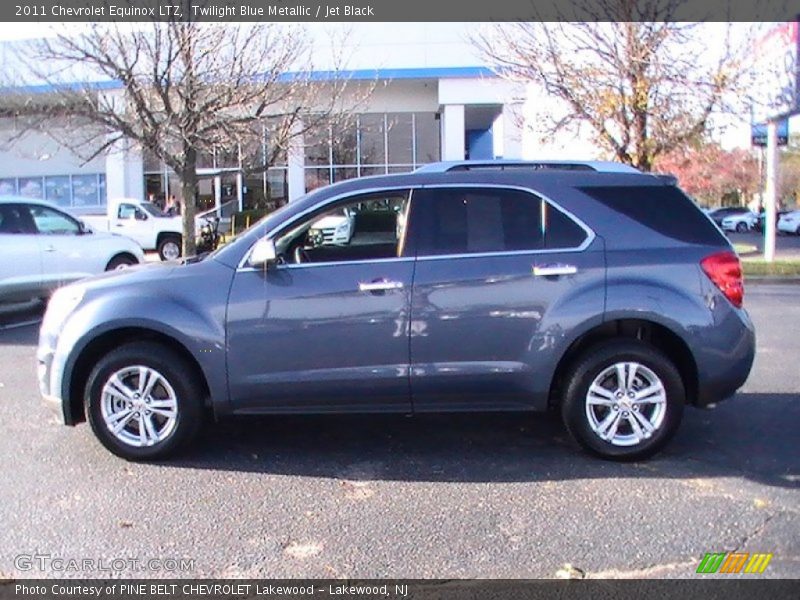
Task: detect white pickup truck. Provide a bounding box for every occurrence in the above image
[80,198,186,260]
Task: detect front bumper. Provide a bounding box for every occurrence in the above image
[37,336,71,424]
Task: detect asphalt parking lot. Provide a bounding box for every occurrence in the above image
[727,230,800,258]
[0,285,797,579]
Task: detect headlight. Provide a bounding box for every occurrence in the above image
[41,285,85,334]
[335,222,349,233]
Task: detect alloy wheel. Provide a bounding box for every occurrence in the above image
[584,361,667,447]
[100,365,178,447]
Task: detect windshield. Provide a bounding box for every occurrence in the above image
[140,202,164,217]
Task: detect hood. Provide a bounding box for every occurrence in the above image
[311,214,348,229]
[77,260,178,294]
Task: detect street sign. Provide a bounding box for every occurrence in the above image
[751,119,789,146]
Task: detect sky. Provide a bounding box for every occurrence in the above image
[0,21,794,150]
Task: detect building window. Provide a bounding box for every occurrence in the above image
[303,112,440,191]
[0,178,17,195]
[2,174,106,208]
[45,176,71,207]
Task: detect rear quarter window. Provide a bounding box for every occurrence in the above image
[579,185,726,245]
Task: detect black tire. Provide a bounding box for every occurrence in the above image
[560,340,685,461]
[157,235,182,261]
[105,253,138,271]
[85,342,204,461]
[735,222,748,233]
[796,225,800,236]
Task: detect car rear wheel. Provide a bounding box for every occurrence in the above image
[85,342,204,460]
[157,236,182,261]
[560,340,685,461]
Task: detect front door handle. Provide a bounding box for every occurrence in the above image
[43,245,56,253]
[533,264,578,277]
[359,280,404,293]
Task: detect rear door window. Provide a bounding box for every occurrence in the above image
[412,187,588,256]
[580,185,726,245]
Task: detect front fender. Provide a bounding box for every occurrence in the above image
[52,270,232,419]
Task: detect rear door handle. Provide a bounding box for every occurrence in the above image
[359,280,404,293]
[533,264,577,277]
[43,245,56,253]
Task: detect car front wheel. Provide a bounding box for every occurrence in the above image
[560,340,685,461]
[85,342,204,460]
[736,222,748,233]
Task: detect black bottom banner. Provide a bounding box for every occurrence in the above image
[2,580,799,600]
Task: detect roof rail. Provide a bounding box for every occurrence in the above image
[414,160,641,174]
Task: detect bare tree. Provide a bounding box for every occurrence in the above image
[7,11,357,256]
[474,4,755,171]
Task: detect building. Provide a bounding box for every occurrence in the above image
[0,24,546,217]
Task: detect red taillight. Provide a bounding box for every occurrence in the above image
[701,251,744,308]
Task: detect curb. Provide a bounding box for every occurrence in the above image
[745,277,800,285]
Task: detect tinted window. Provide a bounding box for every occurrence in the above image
[414,188,587,256]
[580,185,726,245]
[0,204,37,234]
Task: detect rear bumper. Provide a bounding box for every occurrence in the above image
[694,306,756,408]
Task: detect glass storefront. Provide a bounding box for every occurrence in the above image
[2,174,106,207]
[304,112,440,191]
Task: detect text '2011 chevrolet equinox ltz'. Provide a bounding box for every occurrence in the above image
[37,161,755,461]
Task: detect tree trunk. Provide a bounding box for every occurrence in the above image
[180,147,198,257]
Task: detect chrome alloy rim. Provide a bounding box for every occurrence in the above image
[100,366,178,447]
[585,362,666,447]
[162,242,180,260]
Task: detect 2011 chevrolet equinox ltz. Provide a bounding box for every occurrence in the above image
[37,161,755,461]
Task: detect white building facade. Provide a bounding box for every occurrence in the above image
[0,24,602,215]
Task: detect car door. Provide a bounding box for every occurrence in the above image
[408,185,605,412]
[0,203,43,302]
[113,202,152,247]
[30,204,103,289]
[225,189,416,413]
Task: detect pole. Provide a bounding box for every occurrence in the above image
[763,121,778,263]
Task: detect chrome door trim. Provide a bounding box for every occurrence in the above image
[237,183,597,271]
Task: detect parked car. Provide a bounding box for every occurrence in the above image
[307,207,356,246]
[721,211,758,233]
[754,209,788,232]
[80,198,185,260]
[37,160,755,462]
[706,206,751,227]
[0,196,144,304]
[777,210,800,235]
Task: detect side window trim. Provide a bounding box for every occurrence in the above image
[239,187,415,271]
[237,184,595,271]
[412,184,595,260]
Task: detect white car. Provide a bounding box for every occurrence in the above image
[0,196,145,304]
[721,211,758,233]
[777,210,800,235]
[307,208,356,246]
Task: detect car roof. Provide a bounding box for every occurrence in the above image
[0,195,66,211]
[414,159,642,174]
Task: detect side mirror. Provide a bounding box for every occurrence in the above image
[248,237,278,269]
